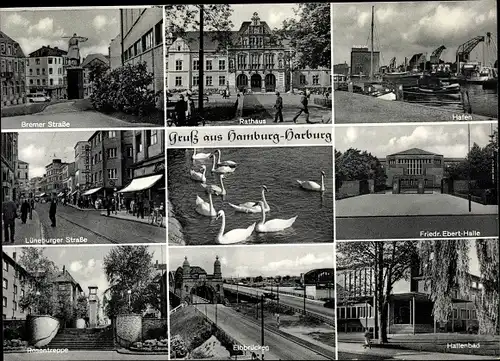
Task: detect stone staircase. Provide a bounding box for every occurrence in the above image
[46,327,114,350]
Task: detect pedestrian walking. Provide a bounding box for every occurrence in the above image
[29,198,34,220]
[106,197,112,216]
[273,91,284,123]
[175,94,187,126]
[2,196,18,243]
[49,196,57,227]
[292,89,311,123]
[458,73,472,114]
[20,199,30,224]
[363,328,372,349]
[186,91,196,125]
[137,198,144,219]
[276,313,280,328]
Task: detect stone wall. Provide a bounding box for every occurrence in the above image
[142,318,168,340]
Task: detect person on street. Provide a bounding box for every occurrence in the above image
[175,94,187,126]
[2,196,18,243]
[29,198,35,220]
[363,328,372,349]
[186,91,196,125]
[292,89,311,123]
[130,199,135,216]
[106,197,112,216]
[20,199,30,224]
[458,72,472,114]
[49,196,58,227]
[273,91,284,123]
[137,197,144,219]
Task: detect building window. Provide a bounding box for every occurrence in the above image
[2,297,6,307]
[3,260,7,272]
[3,278,7,289]
[42,79,46,85]
[99,171,103,181]
[219,59,226,71]
[108,131,116,138]
[98,151,102,162]
[206,76,212,86]
[126,147,133,158]
[136,134,143,154]
[154,20,163,46]
[14,285,17,295]
[42,68,46,75]
[13,301,17,311]
[58,284,67,291]
[206,60,212,71]
[193,60,199,70]
[107,169,117,179]
[312,75,319,85]
[36,68,40,75]
[35,58,40,65]
[300,74,306,85]
[193,76,199,86]
[127,169,134,179]
[48,58,53,64]
[134,40,141,56]
[150,130,158,145]
[175,60,182,71]
[142,30,153,52]
[29,69,33,75]
[50,79,53,86]
[175,77,182,87]
[107,148,117,158]
[218,76,226,86]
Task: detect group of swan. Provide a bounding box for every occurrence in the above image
[189,148,326,244]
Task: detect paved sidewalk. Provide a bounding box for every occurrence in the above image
[67,204,102,211]
[99,210,166,228]
[338,342,495,360]
[336,193,498,217]
[3,211,41,245]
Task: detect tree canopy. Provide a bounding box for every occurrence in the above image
[335,148,387,190]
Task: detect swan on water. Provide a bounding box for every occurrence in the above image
[210,154,235,174]
[201,174,226,196]
[296,171,325,192]
[255,201,297,233]
[195,193,217,217]
[215,149,238,167]
[190,165,207,182]
[192,148,211,160]
[215,210,255,244]
[228,185,270,213]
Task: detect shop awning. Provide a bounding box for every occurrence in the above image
[70,190,78,196]
[57,192,64,197]
[37,193,46,197]
[82,187,103,196]
[118,175,163,193]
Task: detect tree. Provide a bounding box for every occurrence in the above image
[337,241,418,343]
[418,240,471,326]
[336,148,387,188]
[74,294,89,320]
[278,3,331,69]
[475,239,499,335]
[18,248,59,316]
[254,276,263,283]
[103,246,158,318]
[54,296,74,328]
[88,61,109,83]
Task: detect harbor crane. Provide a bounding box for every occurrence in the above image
[456,35,485,63]
[430,45,446,64]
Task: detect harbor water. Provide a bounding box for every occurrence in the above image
[168,147,334,245]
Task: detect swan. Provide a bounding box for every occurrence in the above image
[215,210,255,244]
[201,174,226,196]
[215,149,238,167]
[190,165,207,182]
[297,171,325,192]
[211,154,235,174]
[255,201,297,233]
[192,148,211,160]
[228,185,270,213]
[195,193,216,217]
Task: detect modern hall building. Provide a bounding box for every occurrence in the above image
[26,45,68,99]
[350,46,380,78]
[0,31,27,106]
[109,7,164,95]
[166,12,330,93]
[336,262,482,334]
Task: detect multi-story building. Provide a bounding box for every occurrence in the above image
[61,162,76,196]
[118,130,165,210]
[45,159,67,196]
[0,31,27,107]
[74,141,91,192]
[350,46,380,78]
[1,132,19,203]
[336,260,482,334]
[81,53,109,98]
[110,7,164,94]
[53,265,84,311]
[166,12,330,93]
[28,176,44,198]
[84,131,134,199]
[26,46,68,99]
[3,251,31,320]
[16,160,29,198]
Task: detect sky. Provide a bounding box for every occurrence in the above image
[333,0,497,67]
[0,8,120,58]
[4,245,166,300]
[169,245,334,278]
[168,3,300,32]
[335,123,497,159]
[16,131,94,179]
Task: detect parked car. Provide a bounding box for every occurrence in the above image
[27,93,51,103]
[263,292,276,299]
[323,299,334,309]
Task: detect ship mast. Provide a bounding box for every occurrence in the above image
[370,5,374,81]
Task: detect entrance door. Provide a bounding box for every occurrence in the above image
[251,74,262,92]
[236,74,248,92]
[265,73,276,92]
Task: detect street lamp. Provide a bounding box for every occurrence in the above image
[35,291,41,314]
[127,289,132,312]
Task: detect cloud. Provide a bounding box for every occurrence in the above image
[80,40,110,58]
[70,261,84,272]
[6,13,30,27]
[93,15,118,32]
[357,11,370,28]
[262,253,333,273]
[31,166,46,178]
[268,11,285,28]
[17,37,67,56]
[344,127,359,143]
[19,144,47,165]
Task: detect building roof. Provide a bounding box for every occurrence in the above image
[17,159,28,164]
[2,251,30,276]
[388,148,439,157]
[190,266,207,275]
[54,268,83,292]
[29,45,67,58]
[81,53,109,68]
[0,31,26,57]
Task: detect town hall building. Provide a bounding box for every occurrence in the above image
[166,12,330,93]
